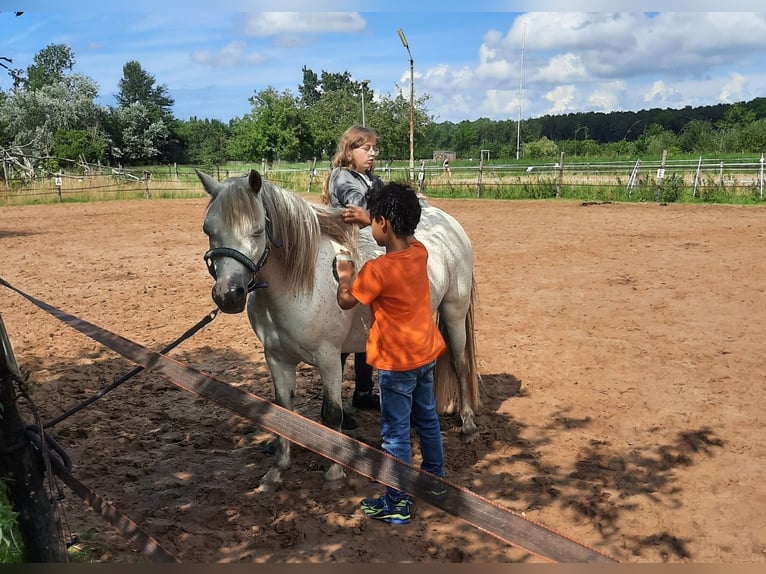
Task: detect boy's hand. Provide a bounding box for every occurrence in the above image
[333,251,355,282]
[342,206,372,227]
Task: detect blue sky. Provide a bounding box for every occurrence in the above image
[2,2,765,124]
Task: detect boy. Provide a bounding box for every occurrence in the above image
[334,181,446,525]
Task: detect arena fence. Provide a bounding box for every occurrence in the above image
[1,152,764,205]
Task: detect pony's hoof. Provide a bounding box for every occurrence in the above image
[257,468,284,493]
[460,430,478,444]
[460,418,479,443]
[255,481,279,494]
[322,477,346,491]
[323,465,347,487]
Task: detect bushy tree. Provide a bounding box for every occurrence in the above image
[228,87,313,163]
[24,43,74,91]
[175,117,230,166]
[117,61,174,121]
[0,73,100,156]
[523,136,559,159]
[52,128,105,163]
[105,102,169,164]
[679,120,715,154]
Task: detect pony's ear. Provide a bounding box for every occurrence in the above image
[195,169,222,198]
[248,170,262,194]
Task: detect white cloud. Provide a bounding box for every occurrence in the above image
[534,53,587,83]
[643,80,681,105]
[242,12,366,37]
[587,80,625,111]
[719,72,746,103]
[544,85,578,115]
[191,41,267,68]
[483,89,520,118]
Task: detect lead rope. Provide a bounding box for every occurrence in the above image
[43,308,219,429]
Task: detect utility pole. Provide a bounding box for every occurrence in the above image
[361,79,370,127]
[398,28,415,181]
[516,23,526,161]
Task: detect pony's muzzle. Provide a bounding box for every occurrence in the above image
[211,281,248,314]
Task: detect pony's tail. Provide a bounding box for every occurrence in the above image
[434,279,480,415]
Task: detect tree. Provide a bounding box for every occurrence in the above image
[298,66,321,107]
[679,120,715,154]
[24,44,75,91]
[105,102,169,164]
[523,136,559,159]
[0,73,101,157]
[175,117,230,167]
[304,90,360,159]
[52,128,105,164]
[228,87,313,163]
[116,61,174,121]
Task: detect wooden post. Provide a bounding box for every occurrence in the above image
[655,149,667,202]
[307,158,317,193]
[54,174,63,203]
[0,313,68,562]
[476,155,484,198]
[143,171,151,199]
[556,151,565,198]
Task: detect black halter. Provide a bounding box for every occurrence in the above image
[203,244,270,292]
[203,213,282,293]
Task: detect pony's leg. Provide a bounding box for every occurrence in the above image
[258,356,297,491]
[447,322,478,438]
[317,354,347,486]
[438,303,478,440]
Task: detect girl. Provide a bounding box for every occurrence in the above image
[322,125,382,423]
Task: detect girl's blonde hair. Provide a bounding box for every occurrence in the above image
[321,125,379,204]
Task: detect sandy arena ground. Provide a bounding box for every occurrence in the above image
[1,193,765,563]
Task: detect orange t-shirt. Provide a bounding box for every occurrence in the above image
[350,239,446,371]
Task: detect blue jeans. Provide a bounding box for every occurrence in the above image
[378,361,444,501]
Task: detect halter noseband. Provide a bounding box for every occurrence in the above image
[203,244,271,292]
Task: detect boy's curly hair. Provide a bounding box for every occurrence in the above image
[366,181,421,237]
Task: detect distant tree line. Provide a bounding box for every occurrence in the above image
[2,38,766,181]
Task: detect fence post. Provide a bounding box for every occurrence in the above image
[418,160,426,195]
[143,171,151,199]
[693,156,702,198]
[760,153,764,200]
[655,149,667,202]
[556,151,565,198]
[54,173,62,202]
[307,158,317,193]
[0,312,68,562]
[476,156,484,198]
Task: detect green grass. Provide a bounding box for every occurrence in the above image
[0,484,23,563]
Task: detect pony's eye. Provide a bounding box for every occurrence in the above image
[252,228,265,238]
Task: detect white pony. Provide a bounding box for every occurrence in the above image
[197,169,479,490]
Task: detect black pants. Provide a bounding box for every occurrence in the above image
[341,352,374,394]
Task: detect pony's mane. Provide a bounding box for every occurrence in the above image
[211,174,355,293]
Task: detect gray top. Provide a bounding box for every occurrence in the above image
[327,167,382,208]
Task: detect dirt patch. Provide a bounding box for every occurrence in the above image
[1,196,765,563]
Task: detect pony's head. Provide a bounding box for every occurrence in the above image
[198,169,272,313]
[197,169,354,314]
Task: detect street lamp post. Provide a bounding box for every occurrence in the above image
[361,79,370,127]
[397,28,414,181]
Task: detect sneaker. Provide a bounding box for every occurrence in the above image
[352,391,380,410]
[424,480,447,497]
[360,494,412,524]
